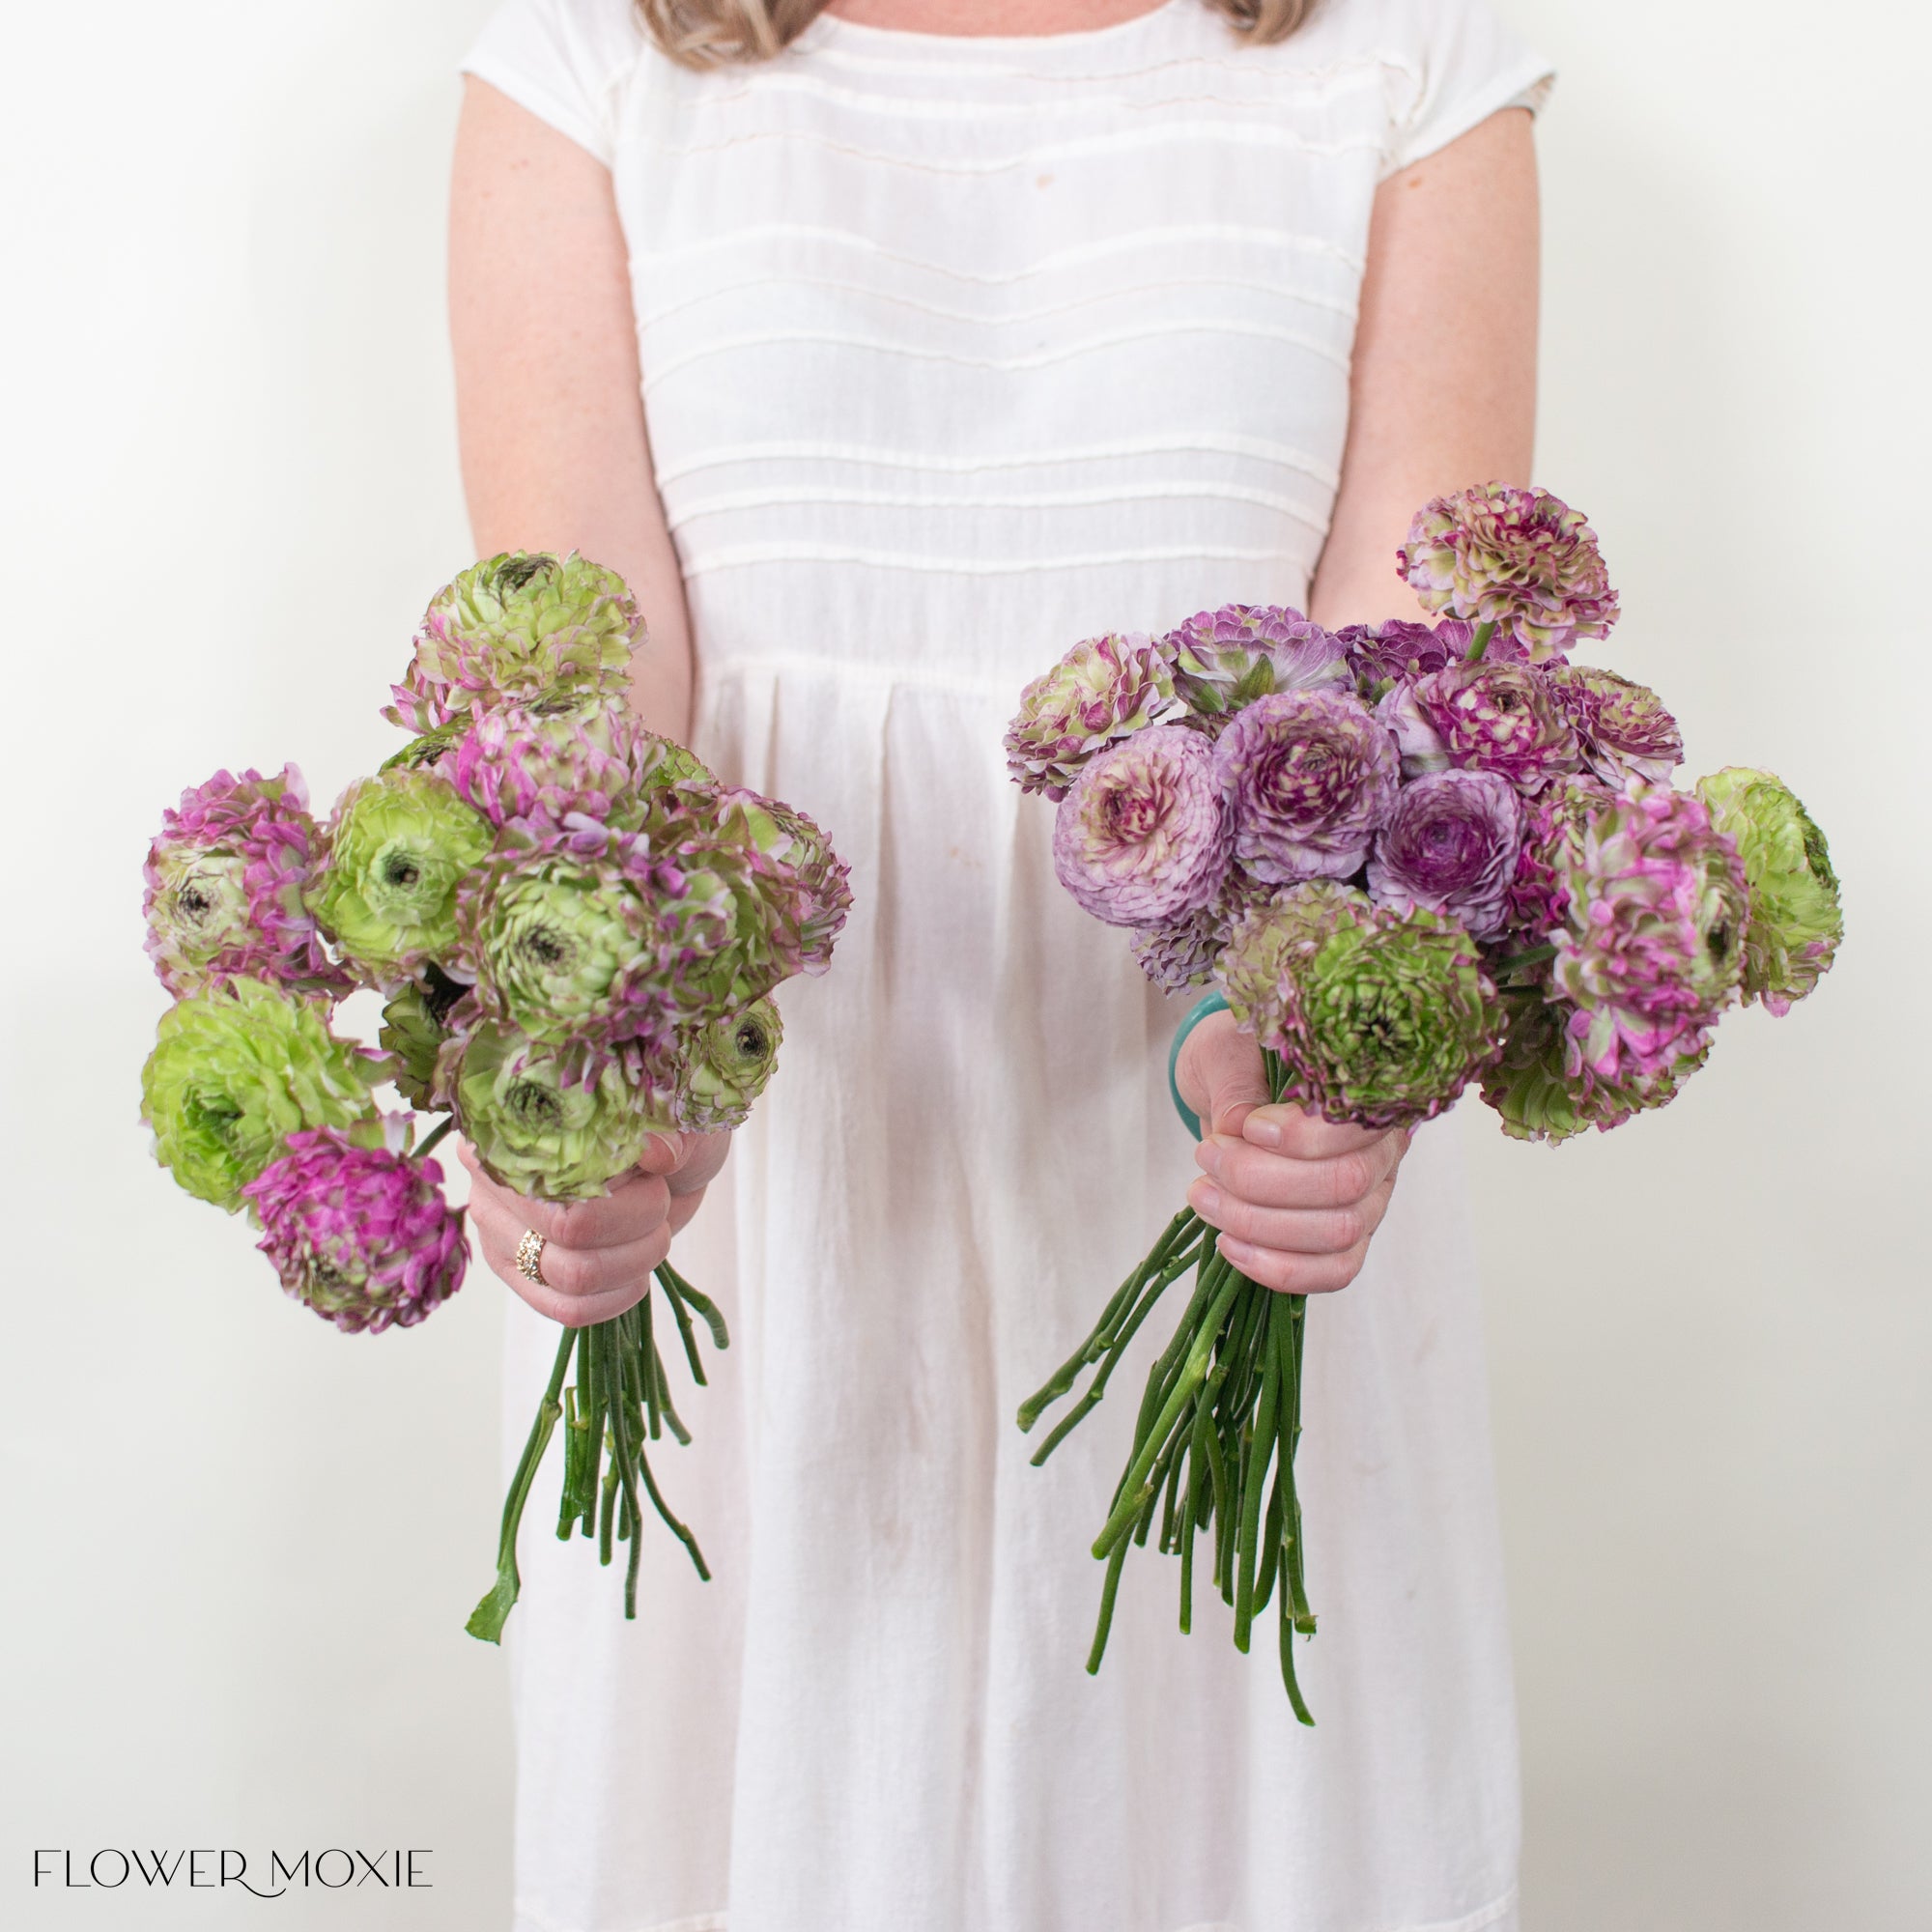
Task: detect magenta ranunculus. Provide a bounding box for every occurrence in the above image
[1004,632,1180,799]
[1211,688,1399,884]
[1162,604,1349,718]
[1388,660,1582,794]
[242,1124,468,1334]
[1366,770,1522,940]
[1051,725,1231,926]
[1544,665,1684,786]
[449,697,652,829]
[1499,774,1618,940]
[1550,781,1749,1083]
[1399,484,1620,661]
[144,765,350,1000]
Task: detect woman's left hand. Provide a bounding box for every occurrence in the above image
[1175,1009,1410,1294]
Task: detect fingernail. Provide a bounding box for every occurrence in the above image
[1190,1181,1223,1224]
[1218,1234,1259,1269]
[1244,1115,1283,1150]
[1193,1140,1222,1178]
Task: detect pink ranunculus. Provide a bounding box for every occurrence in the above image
[242,1124,468,1334]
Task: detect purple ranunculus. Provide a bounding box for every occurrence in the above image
[1162,604,1349,718]
[1366,770,1522,940]
[1400,660,1583,793]
[1544,664,1684,786]
[1398,483,1620,661]
[1336,617,1495,697]
[1211,688,1399,884]
[242,1124,468,1334]
[1051,724,1231,926]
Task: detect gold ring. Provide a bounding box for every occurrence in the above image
[515,1228,549,1288]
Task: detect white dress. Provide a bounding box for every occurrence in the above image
[463,5,1553,1929]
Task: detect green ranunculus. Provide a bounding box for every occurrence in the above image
[308,769,493,980]
[443,1020,667,1201]
[145,845,254,984]
[379,969,470,1111]
[462,844,644,1044]
[1217,883,1504,1130]
[140,979,387,1210]
[1694,767,1843,1015]
[383,552,643,733]
[678,999,782,1131]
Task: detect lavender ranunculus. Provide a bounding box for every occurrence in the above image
[242,1124,468,1333]
[1212,688,1399,884]
[1550,781,1749,1083]
[1130,875,1269,994]
[1162,604,1348,718]
[144,766,348,999]
[1005,633,1180,800]
[1051,725,1231,926]
[1545,665,1684,785]
[1399,483,1620,661]
[1366,770,1522,940]
[1384,660,1582,793]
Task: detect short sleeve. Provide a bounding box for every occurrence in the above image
[1380,0,1555,180]
[460,0,645,166]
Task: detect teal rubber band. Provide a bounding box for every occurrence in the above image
[1167,992,1230,1142]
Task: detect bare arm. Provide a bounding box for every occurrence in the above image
[1309,106,1540,629]
[450,75,695,737]
[1179,107,1541,1293]
[450,79,725,1320]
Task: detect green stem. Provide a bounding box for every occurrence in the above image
[466,1327,575,1644]
[1466,618,1496,663]
[413,1115,455,1158]
[1093,1271,1242,1557]
[1232,1299,1282,1655]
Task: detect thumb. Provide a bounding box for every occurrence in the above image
[1180,1013,1272,1142]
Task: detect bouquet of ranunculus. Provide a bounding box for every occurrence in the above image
[1007,486,1843,1720]
[140,552,851,1640]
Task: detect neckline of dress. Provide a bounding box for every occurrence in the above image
[803,0,1187,55]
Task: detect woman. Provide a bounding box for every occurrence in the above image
[451,2,1549,1927]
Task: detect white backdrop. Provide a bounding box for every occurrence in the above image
[2,2,1924,1926]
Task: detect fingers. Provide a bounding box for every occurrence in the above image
[1193,1126,1406,1211]
[458,1141,671,1252]
[1187,1124,1410,1296]
[467,1170,670,1326]
[1241,1104,1392,1159]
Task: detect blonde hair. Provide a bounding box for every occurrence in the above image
[638,0,1316,69]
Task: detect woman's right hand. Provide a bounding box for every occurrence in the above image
[459,1131,731,1327]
